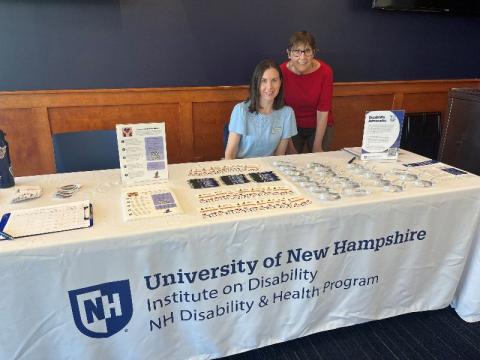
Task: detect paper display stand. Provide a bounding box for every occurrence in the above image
[361,110,405,161]
[115,123,182,221]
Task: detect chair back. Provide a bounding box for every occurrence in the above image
[53,130,120,173]
[223,123,229,149]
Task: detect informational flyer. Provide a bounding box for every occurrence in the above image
[361,110,405,161]
[116,123,168,185]
[120,184,182,221]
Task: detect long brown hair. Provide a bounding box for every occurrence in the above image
[246,59,284,113]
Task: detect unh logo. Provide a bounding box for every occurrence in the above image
[68,280,133,338]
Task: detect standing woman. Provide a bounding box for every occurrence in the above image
[225,59,297,159]
[281,30,334,153]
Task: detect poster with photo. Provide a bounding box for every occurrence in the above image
[361,110,405,161]
[116,123,168,185]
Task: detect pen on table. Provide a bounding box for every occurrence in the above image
[0,231,14,241]
[348,156,356,164]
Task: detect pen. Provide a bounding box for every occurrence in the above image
[0,231,14,241]
[348,156,356,164]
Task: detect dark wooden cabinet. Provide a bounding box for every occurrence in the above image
[438,88,480,175]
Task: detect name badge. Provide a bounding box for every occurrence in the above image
[271,127,282,134]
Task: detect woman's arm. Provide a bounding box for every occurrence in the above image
[224,132,241,159]
[286,139,298,154]
[312,111,328,152]
[274,138,289,156]
[285,107,298,154]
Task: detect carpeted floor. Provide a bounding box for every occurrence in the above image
[222,307,480,360]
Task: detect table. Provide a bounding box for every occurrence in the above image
[1,151,480,360]
[452,223,480,322]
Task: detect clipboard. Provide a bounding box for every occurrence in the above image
[0,200,93,239]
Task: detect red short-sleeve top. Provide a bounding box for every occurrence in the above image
[280,60,334,128]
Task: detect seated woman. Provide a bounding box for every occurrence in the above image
[225,59,297,159]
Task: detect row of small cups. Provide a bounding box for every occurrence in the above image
[276,160,430,196]
[274,161,349,200]
[304,162,371,197]
[346,163,433,190]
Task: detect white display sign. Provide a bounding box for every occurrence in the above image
[361,110,405,161]
[116,123,168,185]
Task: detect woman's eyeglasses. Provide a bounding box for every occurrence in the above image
[289,48,316,57]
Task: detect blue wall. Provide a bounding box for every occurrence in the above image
[0,0,479,91]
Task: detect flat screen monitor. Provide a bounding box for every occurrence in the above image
[372,0,480,15]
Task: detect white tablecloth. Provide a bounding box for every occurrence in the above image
[452,220,480,322]
[1,151,480,359]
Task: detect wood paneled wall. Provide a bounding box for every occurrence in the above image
[1,79,479,176]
